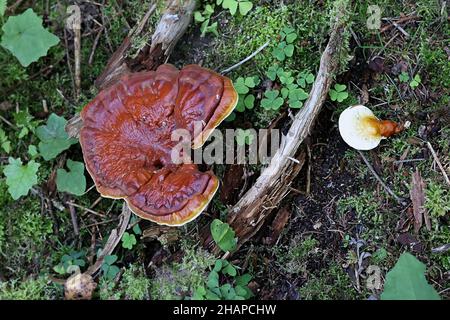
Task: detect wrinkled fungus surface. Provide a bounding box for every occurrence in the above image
[80,64,237,226]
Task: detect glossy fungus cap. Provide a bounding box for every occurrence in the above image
[80,64,238,226]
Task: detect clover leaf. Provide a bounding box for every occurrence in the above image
[281,26,298,44]
[36,113,77,160]
[3,157,40,200]
[122,232,137,250]
[399,72,409,83]
[217,0,253,16]
[329,83,349,103]
[101,254,120,280]
[56,159,86,196]
[1,8,60,67]
[409,74,421,89]
[297,71,315,88]
[211,219,237,252]
[261,90,284,110]
[272,42,294,61]
[266,65,281,81]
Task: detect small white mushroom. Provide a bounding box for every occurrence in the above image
[338,105,403,150]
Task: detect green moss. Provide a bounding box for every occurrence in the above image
[298,262,357,300]
[150,244,215,300]
[275,236,320,274]
[0,276,60,300]
[99,264,151,300]
[206,2,331,77]
[0,180,54,278]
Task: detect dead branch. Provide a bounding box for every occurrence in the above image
[203,2,351,252]
[85,205,131,277]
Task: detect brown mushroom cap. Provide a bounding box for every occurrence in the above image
[80,64,237,226]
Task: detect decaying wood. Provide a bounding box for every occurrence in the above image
[204,5,350,252]
[65,0,196,138]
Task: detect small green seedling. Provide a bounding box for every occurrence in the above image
[235,129,255,146]
[192,259,253,300]
[409,74,421,89]
[194,4,218,37]
[27,145,39,159]
[53,250,86,275]
[234,76,259,112]
[297,71,315,88]
[399,72,409,83]
[329,83,349,102]
[211,219,237,252]
[101,255,120,280]
[217,0,253,16]
[13,110,40,139]
[261,90,284,110]
[272,27,297,61]
[0,127,11,154]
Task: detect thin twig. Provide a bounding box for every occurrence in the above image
[88,27,104,65]
[0,115,17,130]
[358,150,406,204]
[68,203,80,236]
[66,201,105,217]
[220,41,270,74]
[426,141,450,186]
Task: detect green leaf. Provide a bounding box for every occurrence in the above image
[286,32,297,44]
[121,232,137,250]
[207,270,219,288]
[399,72,409,83]
[3,157,40,200]
[235,273,252,286]
[0,128,11,154]
[272,46,285,61]
[222,0,238,15]
[284,44,294,57]
[194,11,205,22]
[106,265,120,280]
[224,112,236,122]
[244,76,257,88]
[381,252,440,300]
[233,77,249,95]
[56,159,86,196]
[0,0,6,17]
[238,1,253,16]
[36,113,77,160]
[132,223,142,235]
[334,83,347,92]
[213,259,223,272]
[210,219,237,252]
[223,263,237,276]
[27,145,39,158]
[266,65,279,81]
[236,129,254,146]
[244,94,255,109]
[104,254,118,265]
[1,8,60,67]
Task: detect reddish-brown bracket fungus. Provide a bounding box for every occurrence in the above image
[338,105,404,150]
[80,64,238,226]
